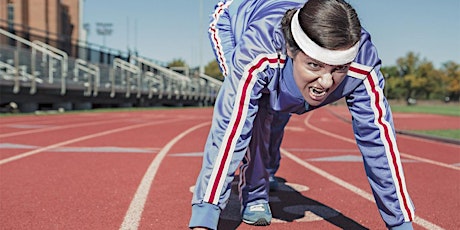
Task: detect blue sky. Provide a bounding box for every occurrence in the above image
[83,0,460,68]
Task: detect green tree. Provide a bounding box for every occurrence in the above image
[397,52,417,100]
[167,58,187,68]
[384,52,459,102]
[441,61,460,101]
[204,60,224,81]
[415,61,440,99]
[397,52,440,99]
[167,59,190,76]
[381,66,406,99]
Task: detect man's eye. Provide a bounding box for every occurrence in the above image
[308,62,320,69]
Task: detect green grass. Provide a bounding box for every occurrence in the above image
[390,104,460,117]
[390,103,460,140]
[411,129,460,140]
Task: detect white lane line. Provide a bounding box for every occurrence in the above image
[0,118,184,166]
[295,111,445,230]
[0,117,130,138]
[303,113,459,171]
[0,143,159,154]
[119,122,210,230]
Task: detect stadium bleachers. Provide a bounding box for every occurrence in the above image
[0,28,222,113]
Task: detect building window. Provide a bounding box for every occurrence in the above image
[7,3,14,31]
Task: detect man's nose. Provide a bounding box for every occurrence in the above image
[318,73,333,88]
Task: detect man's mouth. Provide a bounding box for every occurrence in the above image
[309,86,327,98]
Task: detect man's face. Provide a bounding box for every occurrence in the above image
[288,50,350,106]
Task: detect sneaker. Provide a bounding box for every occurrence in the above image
[269,176,279,191]
[242,203,272,226]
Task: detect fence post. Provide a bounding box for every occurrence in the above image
[13,48,20,93]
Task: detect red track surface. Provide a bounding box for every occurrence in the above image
[0,106,459,230]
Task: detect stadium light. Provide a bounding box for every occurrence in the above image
[96,22,113,48]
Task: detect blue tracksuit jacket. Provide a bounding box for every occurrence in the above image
[190,0,415,229]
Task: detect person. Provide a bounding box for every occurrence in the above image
[189,0,415,229]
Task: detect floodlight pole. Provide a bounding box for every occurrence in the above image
[199,0,204,74]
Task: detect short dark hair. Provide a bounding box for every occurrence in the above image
[281,0,361,57]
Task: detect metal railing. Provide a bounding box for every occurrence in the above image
[1,27,223,109]
[130,56,191,100]
[199,73,222,103]
[111,58,141,98]
[73,58,100,96]
[32,40,68,94]
[0,28,67,94]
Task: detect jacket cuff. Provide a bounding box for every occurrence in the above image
[389,222,413,230]
[189,202,221,230]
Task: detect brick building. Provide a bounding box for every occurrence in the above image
[0,0,83,56]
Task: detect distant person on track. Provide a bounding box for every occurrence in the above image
[189,0,415,229]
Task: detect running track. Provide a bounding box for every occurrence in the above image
[0,106,458,230]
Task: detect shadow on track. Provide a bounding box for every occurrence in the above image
[218,177,368,230]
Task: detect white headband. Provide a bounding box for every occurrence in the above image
[290,9,359,65]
